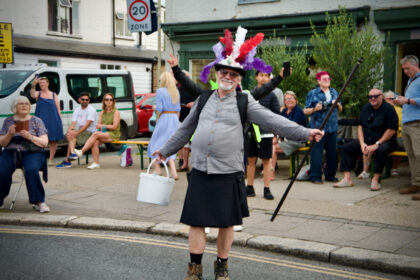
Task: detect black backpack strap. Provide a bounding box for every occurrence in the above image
[236,92,248,129]
[197,90,213,116]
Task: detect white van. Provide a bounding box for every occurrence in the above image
[0,65,138,141]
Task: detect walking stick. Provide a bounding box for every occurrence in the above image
[271,57,364,222]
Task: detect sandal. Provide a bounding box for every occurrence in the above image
[370,181,381,191]
[333,180,353,188]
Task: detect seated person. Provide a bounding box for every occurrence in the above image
[56,92,97,168]
[384,91,404,176]
[74,93,120,169]
[271,91,308,179]
[0,96,50,212]
[334,89,398,191]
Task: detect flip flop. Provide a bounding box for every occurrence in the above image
[333,180,353,188]
[370,181,381,191]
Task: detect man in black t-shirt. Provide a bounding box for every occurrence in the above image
[334,88,398,191]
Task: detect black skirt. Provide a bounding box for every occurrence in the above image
[180,169,249,227]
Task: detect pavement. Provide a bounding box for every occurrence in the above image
[1,148,420,278]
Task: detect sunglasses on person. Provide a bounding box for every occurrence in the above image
[80,98,89,101]
[104,98,114,101]
[219,69,240,78]
[368,94,381,99]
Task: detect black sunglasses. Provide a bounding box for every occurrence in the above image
[80,98,89,101]
[368,94,381,100]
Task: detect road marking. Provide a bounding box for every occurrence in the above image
[0,227,390,280]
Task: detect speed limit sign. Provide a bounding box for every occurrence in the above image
[127,0,152,32]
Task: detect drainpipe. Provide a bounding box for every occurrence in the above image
[112,0,116,47]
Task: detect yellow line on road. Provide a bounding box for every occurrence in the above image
[0,227,390,280]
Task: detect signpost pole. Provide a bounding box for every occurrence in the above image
[157,0,161,87]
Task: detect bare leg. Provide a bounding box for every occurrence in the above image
[371,173,380,184]
[189,226,206,254]
[154,160,161,175]
[262,158,271,187]
[168,159,178,179]
[246,157,257,186]
[181,148,190,169]
[49,141,57,161]
[362,155,370,172]
[91,139,101,163]
[217,227,234,258]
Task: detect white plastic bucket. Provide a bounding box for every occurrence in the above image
[137,158,175,206]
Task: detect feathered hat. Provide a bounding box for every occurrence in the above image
[200,26,272,83]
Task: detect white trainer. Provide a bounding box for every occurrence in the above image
[357,171,370,179]
[74,149,83,158]
[233,225,243,232]
[87,162,100,169]
[204,227,210,234]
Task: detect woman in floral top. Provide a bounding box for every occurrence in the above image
[0,96,50,213]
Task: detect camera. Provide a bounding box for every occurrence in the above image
[318,101,330,111]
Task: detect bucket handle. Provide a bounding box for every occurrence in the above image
[146,158,170,178]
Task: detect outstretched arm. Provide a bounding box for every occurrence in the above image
[168,54,203,99]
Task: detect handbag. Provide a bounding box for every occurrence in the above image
[137,158,175,206]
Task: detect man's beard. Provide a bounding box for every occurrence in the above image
[218,79,234,91]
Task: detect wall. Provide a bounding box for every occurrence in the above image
[165,0,420,23]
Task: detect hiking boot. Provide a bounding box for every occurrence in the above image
[214,260,229,280]
[184,263,203,280]
[263,187,274,200]
[246,185,256,197]
[399,185,420,194]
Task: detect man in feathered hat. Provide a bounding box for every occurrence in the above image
[153,26,324,280]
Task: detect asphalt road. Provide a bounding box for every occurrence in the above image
[0,225,414,280]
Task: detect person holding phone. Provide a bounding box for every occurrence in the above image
[31,76,63,166]
[0,96,50,212]
[304,71,343,184]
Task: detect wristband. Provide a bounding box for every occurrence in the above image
[407,98,410,105]
[30,135,34,141]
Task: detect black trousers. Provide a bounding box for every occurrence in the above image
[339,140,396,174]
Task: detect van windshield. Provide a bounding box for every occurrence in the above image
[0,70,34,98]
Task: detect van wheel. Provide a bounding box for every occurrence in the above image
[105,123,128,151]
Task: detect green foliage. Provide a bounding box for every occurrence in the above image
[310,8,394,117]
[249,38,314,105]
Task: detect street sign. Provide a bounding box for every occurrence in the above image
[0,22,13,64]
[127,0,152,32]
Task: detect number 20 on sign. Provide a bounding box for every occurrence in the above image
[127,0,151,32]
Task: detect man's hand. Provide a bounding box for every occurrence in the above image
[308,129,324,142]
[360,142,368,155]
[152,150,167,162]
[167,54,178,68]
[67,130,78,140]
[366,144,379,157]
[279,67,293,78]
[395,96,408,106]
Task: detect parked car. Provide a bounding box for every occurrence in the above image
[136,93,156,134]
[135,93,150,103]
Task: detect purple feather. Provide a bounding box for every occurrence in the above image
[213,43,225,60]
[252,58,273,73]
[200,60,218,83]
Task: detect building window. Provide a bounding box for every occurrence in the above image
[238,0,279,4]
[100,64,122,70]
[38,59,58,67]
[190,59,216,90]
[115,13,132,37]
[48,0,80,35]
